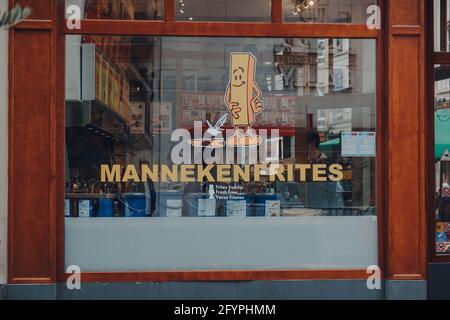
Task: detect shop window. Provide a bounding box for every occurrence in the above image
[175,0,272,22]
[434,0,450,52]
[66,0,164,20]
[282,0,376,24]
[434,65,450,255]
[65,35,377,271]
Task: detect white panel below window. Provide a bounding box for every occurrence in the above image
[65,216,377,272]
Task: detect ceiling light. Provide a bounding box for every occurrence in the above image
[179,0,185,14]
[293,0,314,13]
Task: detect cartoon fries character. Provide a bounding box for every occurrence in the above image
[225,52,264,147]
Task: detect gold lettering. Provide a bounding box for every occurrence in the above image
[180,165,195,182]
[198,165,215,182]
[141,164,158,182]
[122,165,140,182]
[100,164,121,182]
[254,164,266,182]
[101,163,344,183]
[295,164,311,181]
[269,164,286,182]
[328,164,344,182]
[233,165,250,182]
[217,165,232,182]
[161,165,178,182]
[287,164,294,182]
[312,164,327,182]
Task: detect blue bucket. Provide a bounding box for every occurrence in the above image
[98,197,114,217]
[253,193,281,217]
[122,193,148,217]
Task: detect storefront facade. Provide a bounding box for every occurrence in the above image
[0,0,440,300]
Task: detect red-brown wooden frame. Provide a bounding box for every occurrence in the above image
[10,0,390,283]
[8,0,60,284]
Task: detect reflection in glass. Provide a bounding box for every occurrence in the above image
[434,0,450,52]
[65,35,377,271]
[66,0,164,20]
[435,65,450,255]
[283,0,376,23]
[175,0,272,22]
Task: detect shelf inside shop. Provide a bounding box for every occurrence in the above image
[92,98,130,129]
[80,123,128,144]
[66,99,130,143]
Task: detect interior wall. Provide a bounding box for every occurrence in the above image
[0,0,9,285]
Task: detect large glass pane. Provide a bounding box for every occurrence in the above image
[65,35,377,271]
[175,0,272,22]
[434,0,450,52]
[283,0,376,23]
[434,65,450,255]
[66,0,164,20]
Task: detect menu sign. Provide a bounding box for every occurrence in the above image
[341,132,376,157]
[128,102,145,134]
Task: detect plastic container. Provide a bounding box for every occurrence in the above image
[97,195,115,217]
[79,199,95,217]
[184,193,216,217]
[219,194,254,217]
[121,193,148,217]
[64,199,71,217]
[65,194,97,217]
[253,193,281,217]
[156,191,184,217]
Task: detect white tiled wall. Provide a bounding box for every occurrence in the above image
[0,0,9,285]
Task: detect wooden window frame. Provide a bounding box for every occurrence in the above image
[54,0,386,282]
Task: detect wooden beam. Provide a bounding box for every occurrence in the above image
[65,20,379,38]
[8,0,58,284]
[386,0,427,280]
[272,0,282,23]
[164,0,175,22]
[58,269,372,283]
